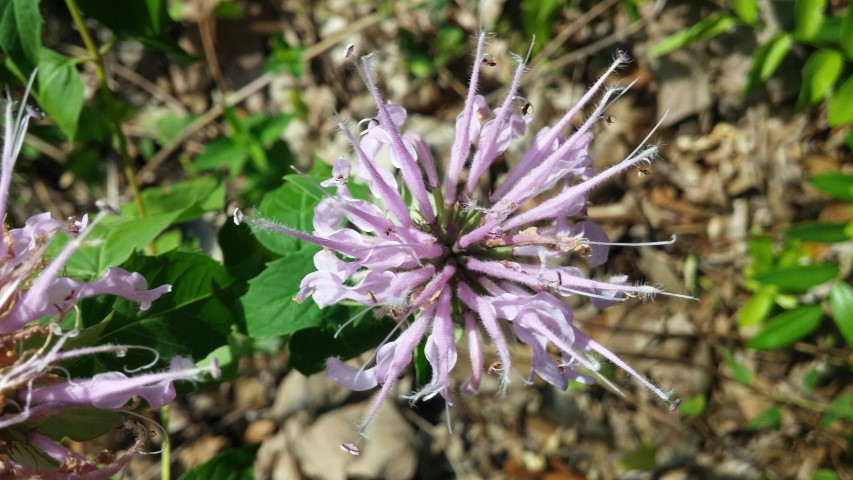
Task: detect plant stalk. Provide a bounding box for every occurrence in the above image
[64,0,147,219]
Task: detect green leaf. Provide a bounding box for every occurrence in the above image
[213,1,245,19]
[288,313,397,375]
[253,174,324,256]
[133,176,225,223]
[744,33,792,94]
[722,348,754,385]
[821,393,853,427]
[747,236,775,274]
[149,113,196,144]
[193,137,246,173]
[738,285,778,327]
[803,367,820,391]
[265,36,305,77]
[794,0,827,41]
[797,50,843,109]
[829,281,853,348]
[649,13,738,57]
[36,408,123,442]
[828,74,853,127]
[747,406,782,429]
[76,0,160,37]
[812,469,839,480]
[521,0,562,56]
[242,248,325,338]
[616,441,657,472]
[811,172,853,200]
[434,26,465,66]
[677,394,707,417]
[81,251,236,369]
[786,221,852,243]
[0,0,42,74]
[747,304,823,350]
[414,337,429,386]
[811,16,843,45]
[49,211,181,278]
[256,114,293,145]
[37,48,84,140]
[752,264,839,292]
[731,0,758,25]
[98,211,182,270]
[178,446,259,480]
[842,2,853,58]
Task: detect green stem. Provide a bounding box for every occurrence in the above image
[161,404,171,479]
[64,0,147,219]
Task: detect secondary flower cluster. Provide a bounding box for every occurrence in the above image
[0,74,220,477]
[238,32,688,455]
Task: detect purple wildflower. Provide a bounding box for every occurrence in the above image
[237,31,691,454]
[0,73,221,477]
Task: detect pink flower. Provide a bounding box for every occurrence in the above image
[237,35,691,455]
[0,72,220,477]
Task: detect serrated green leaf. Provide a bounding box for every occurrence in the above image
[649,13,738,57]
[732,0,758,25]
[744,34,792,94]
[747,304,823,350]
[829,281,853,348]
[80,251,236,370]
[794,0,827,41]
[242,248,325,338]
[787,221,852,243]
[797,50,843,109]
[810,172,853,200]
[828,74,853,127]
[722,348,754,385]
[738,285,778,327]
[0,0,42,74]
[747,406,782,429]
[752,264,839,292]
[37,48,84,140]
[178,446,258,480]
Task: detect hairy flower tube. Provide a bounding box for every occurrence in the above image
[0,74,220,477]
[237,33,691,455]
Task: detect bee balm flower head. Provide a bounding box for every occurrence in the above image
[237,32,691,455]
